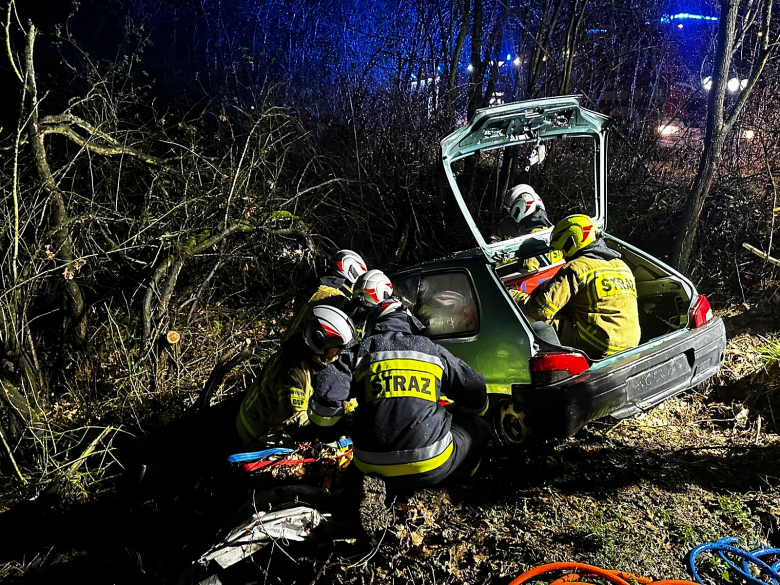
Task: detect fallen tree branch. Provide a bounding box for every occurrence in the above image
[742,242,780,267]
[39,116,172,169]
[191,344,256,414]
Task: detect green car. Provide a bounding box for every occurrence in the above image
[391,96,726,445]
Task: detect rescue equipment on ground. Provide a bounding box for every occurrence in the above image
[687,537,780,585]
[509,562,699,585]
[227,438,353,474]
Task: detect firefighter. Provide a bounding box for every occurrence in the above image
[491,183,552,241]
[236,306,357,448]
[281,249,367,342]
[308,299,492,488]
[521,214,641,359]
[344,269,394,337]
[491,184,563,272]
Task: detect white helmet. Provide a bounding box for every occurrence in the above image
[503,184,544,223]
[431,291,466,310]
[331,250,367,285]
[303,306,356,354]
[354,269,394,305]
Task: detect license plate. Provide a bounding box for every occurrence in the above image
[626,353,691,402]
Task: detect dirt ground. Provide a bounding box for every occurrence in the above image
[1,307,779,585]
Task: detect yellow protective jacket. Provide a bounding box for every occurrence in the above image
[281,274,351,343]
[236,336,321,446]
[524,242,640,358]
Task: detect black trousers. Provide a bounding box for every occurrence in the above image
[383,410,493,488]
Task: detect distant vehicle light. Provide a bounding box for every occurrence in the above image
[702,76,712,91]
[658,123,680,136]
[728,78,740,92]
[744,129,755,140]
[467,64,474,72]
[740,78,748,90]
[513,57,521,66]
[670,12,718,21]
[678,23,683,28]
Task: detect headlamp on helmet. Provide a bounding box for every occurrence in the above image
[550,214,599,258]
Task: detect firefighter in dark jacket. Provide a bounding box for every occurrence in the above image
[237,306,357,448]
[282,249,367,343]
[521,214,641,359]
[308,299,492,487]
[491,184,563,272]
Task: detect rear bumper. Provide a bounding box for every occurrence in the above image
[511,317,726,438]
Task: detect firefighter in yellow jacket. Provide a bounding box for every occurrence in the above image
[282,249,367,343]
[521,214,641,359]
[236,306,357,448]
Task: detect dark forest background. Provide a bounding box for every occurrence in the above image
[0,0,778,499]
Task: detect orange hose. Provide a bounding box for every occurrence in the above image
[509,563,700,585]
[551,574,582,585]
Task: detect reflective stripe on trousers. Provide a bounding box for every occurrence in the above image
[352,432,454,477]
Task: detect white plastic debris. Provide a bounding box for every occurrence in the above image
[199,506,330,569]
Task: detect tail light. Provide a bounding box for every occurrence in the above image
[530,352,590,385]
[689,294,713,328]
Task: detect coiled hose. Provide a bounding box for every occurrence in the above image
[509,562,699,585]
[687,537,780,585]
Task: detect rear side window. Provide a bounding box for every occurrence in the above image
[391,274,420,311]
[418,272,479,338]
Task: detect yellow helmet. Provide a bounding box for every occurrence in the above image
[550,214,599,258]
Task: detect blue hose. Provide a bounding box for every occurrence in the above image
[688,537,780,585]
[227,438,353,463]
[227,448,293,463]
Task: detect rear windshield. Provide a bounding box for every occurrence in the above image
[451,136,598,245]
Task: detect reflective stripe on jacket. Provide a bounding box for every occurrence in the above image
[525,256,640,358]
[309,327,488,477]
[236,337,317,446]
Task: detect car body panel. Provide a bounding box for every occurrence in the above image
[513,317,725,437]
[391,254,533,395]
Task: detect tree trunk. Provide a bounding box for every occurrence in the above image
[24,22,88,346]
[670,135,725,270]
[466,0,483,123]
[670,0,736,271]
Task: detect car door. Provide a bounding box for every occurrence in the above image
[392,260,533,395]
